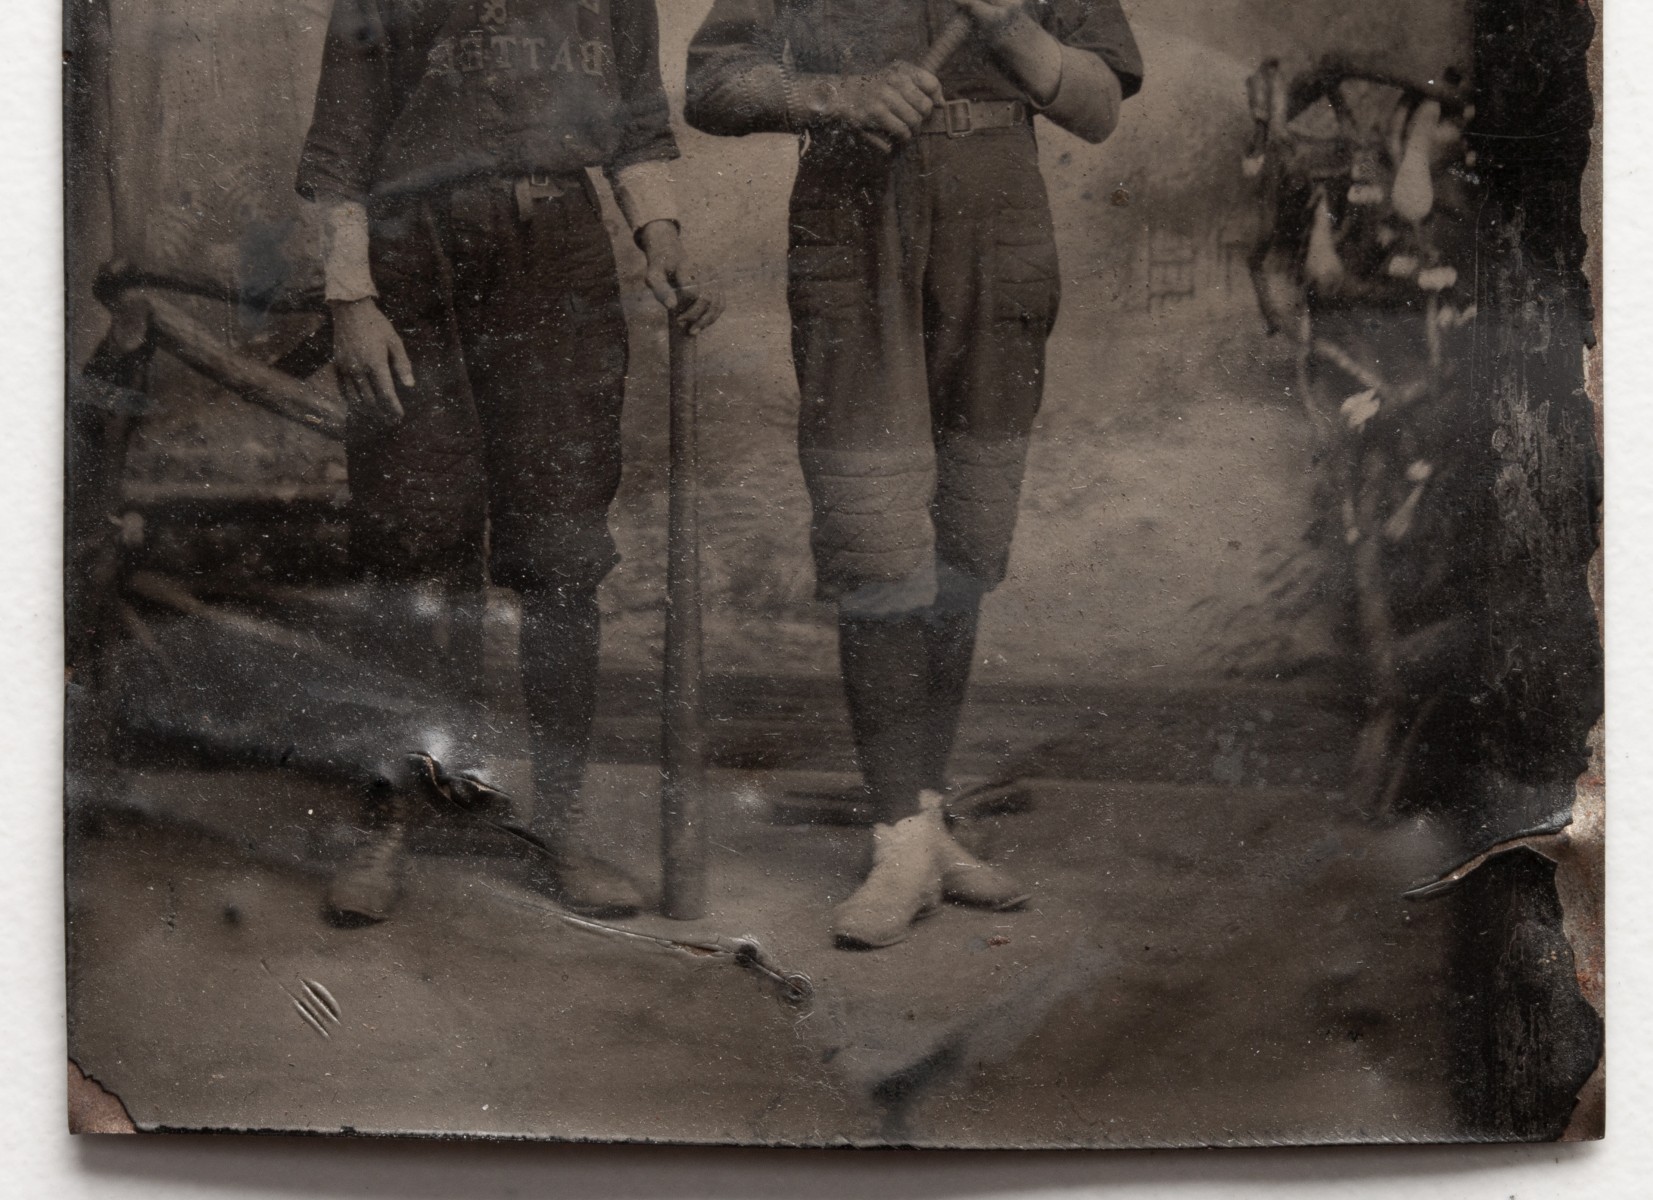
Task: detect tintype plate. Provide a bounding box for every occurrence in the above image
[63,0,1604,1146]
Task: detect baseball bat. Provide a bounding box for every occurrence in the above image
[919,12,977,75]
[659,319,708,920]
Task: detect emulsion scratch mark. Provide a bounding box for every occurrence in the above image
[303,978,342,1022]
[1401,821,1572,900]
[261,960,342,1039]
[412,752,815,1005]
[477,882,813,1007]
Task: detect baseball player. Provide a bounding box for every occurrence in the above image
[685,0,1140,947]
[297,0,721,925]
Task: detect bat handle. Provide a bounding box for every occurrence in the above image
[916,13,975,76]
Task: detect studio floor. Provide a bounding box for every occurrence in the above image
[68,750,1465,1147]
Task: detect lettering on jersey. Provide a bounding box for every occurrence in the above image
[427,2,612,81]
[457,31,488,73]
[427,38,609,79]
[427,37,456,77]
[579,38,609,76]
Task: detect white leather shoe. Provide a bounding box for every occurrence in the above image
[830,807,946,949]
[921,790,1031,910]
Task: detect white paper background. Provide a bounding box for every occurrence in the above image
[4,2,1648,1195]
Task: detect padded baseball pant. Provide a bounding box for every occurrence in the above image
[788,126,1061,602]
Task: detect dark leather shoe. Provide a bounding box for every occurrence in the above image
[530,848,645,919]
[325,814,409,926]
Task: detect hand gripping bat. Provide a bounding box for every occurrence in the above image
[860,13,976,152]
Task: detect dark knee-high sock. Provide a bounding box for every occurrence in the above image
[921,600,982,791]
[838,612,931,824]
[519,586,602,835]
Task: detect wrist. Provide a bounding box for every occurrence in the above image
[792,74,846,127]
[636,218,681,253]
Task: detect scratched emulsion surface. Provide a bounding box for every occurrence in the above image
[65,0,1599,1146]
[67,757,1457,1145]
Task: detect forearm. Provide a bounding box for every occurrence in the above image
[690,55,870,136]
[1036,44,1124,143]
[684,0,800,136]
[295,0,397,203]
[970,3,1126,143]
[985,9,1063,107]
[609,0,681,177]
[687,58,798,136]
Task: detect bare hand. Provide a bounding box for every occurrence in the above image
[639,220,724,336]
[828,61,945,143]
[330,298,412,424]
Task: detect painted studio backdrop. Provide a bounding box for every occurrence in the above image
[63,0,1603,1146]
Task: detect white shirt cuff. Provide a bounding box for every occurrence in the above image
[318,196,377,303]
[610,161,680,235]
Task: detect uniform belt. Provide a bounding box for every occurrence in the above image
[917,99,1031,137]
[373,171,589,218]
[503,170,587,220]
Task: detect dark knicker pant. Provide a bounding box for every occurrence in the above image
[354,176,628,594]
[788,128,1062,818]
[351,177,627,807]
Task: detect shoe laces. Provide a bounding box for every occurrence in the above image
[870,812,944,870]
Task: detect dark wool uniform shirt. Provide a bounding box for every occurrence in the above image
[297,0,678,204]
[685,0,1143,143]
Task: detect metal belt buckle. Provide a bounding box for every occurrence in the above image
[943,98,973,137]
[513,171,564,221]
